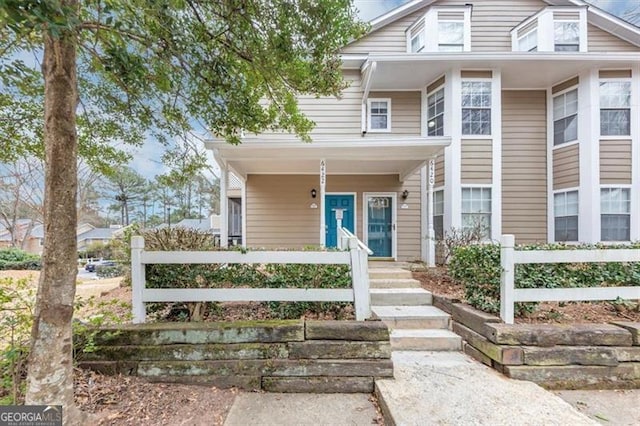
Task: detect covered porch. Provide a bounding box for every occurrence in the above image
[206,137,450,265]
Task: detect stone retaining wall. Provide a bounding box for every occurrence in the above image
[77,320,393,393]
[433,295,640,389]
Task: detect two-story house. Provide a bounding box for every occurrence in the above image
[207,0,640,265]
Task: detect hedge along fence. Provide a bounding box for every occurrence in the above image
[131,232,371,323]
[449,239,640,319]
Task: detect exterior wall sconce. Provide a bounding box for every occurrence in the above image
[311,189,317,198]
[402,190,409,200]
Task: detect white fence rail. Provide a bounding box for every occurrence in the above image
[500,234,640,324]
[130,236,371,323]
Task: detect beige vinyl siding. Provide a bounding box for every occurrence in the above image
[341,8,428,54]
[599,70,632,79]
[427,76,446,94]
[245,174,421,260]
[502,90,547,243]
[553,11,579,20]
[600,139,632,184]
[553,144,580,189]
[588,24,640,52]
[518,19,537,37]
[552,76,579,94]
[435,149,445,187]
[369,91,421,135]
[461,70,492,79]
[461,139,492,184]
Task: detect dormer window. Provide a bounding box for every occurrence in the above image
[406,6,471,53]
[511,7,587,52]
[554,21,579,51]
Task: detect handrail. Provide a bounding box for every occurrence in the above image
[339,227,374,255]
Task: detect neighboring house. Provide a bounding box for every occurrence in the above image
[77,226,121,252]
[0,219,39,250]
[206,0,640,264]
[154,215,224,237]
[22,222,119,255]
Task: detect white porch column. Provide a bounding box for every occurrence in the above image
[319,159,326,246]
[220,163,228,248]
[427,158,436,267]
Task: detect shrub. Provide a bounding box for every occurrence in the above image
[448,242,640,315]
[0,249,40,271]
[96,264,125,278]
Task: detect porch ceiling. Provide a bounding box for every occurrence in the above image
[207,137,450,178]
[363,53,640,90]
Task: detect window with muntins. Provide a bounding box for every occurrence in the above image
[554,21,579,51]
[600,81,631,136]
[368,99,391,132]
[434,190,444,239]
[427,87,444,136]
[601,188,630,241]
[462,187,491,239]
[462,82,491,135]
[554,190,578,241]
[553,89,578,145]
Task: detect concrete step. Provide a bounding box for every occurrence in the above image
[390,329,462,351]
[371,306,450,330]
[370,288,432,306]
[368,269,413,280]
[369,278,421,289]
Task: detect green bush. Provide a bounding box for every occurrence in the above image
[0,249,40,271]
[96,264,125,278]
[448,242,640,315]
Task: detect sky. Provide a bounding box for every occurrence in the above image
[125,0,640,179]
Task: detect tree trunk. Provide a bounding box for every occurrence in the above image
[25,2,85,423]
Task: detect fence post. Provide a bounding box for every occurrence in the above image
[500,234,515,324]
[358,243,371,319]
[131,236,146,324]
[349,237,369,320]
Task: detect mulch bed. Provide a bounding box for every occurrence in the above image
[414,267,640,324]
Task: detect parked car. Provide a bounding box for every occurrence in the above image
[85,260,115,272]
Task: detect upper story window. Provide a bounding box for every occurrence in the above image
[427,87,444,136]
[600,81,631,136]
[511,7,587,52]
[367,98,391,132]
[462,81,491,136]
[406,6,471,53]
[553,88,578,145]
[554,21,579,51]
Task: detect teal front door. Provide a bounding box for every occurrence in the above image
[325,194,355,248]
[366,195,393,258]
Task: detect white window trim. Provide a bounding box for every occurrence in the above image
[552,85,579,147]
[599,185,632,243]
[426,84,445,137]
[367,98,392,133]
[461,78,492,137]
[552,188,579,242]
[599,78,632,138]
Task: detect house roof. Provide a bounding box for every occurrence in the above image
[77,227,118,242]
[354,0,640,47]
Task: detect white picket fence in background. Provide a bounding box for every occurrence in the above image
[500,234,640,324]
[130,235,371,323]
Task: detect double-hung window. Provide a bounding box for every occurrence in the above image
[427,87,444,136]
[462,187,491,239]
[434,190,444,239]
[554,21,579,51]
[601,188,630,241]
[367,98,391,132]
[553,89,578,145]
[438,21,464,52]
[518,29,538,52]
[554,191,578,242]
[600,81,631,136]
[462,81,491,135]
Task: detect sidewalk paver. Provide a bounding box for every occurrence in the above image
[223,393,379,426]
[375,351,598,426]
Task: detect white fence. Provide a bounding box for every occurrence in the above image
[130,236,371,323]
[500,234,640,324]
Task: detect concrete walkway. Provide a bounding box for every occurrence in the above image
[375,351,597,426]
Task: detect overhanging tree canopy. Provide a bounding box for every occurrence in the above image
[0,0,365,422]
